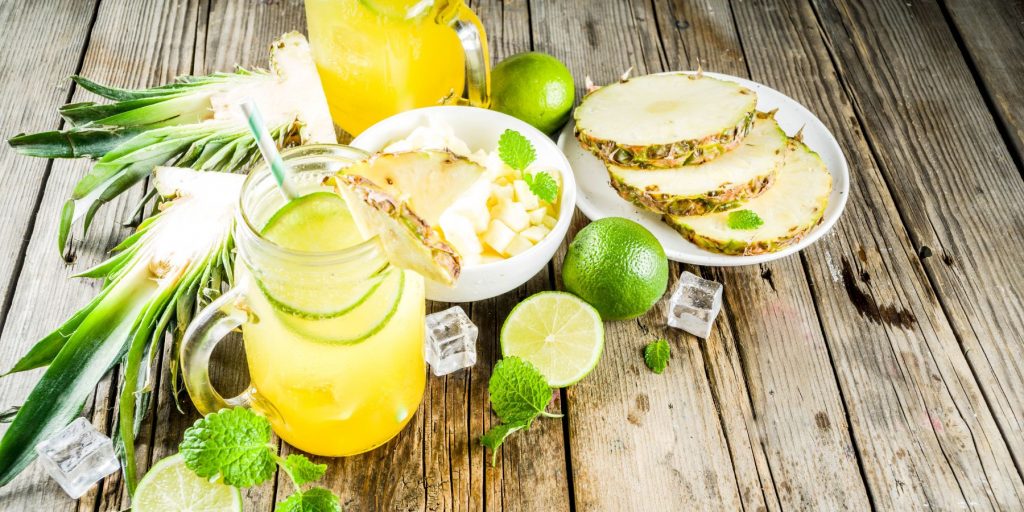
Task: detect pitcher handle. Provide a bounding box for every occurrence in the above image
[180,287,255,415]
[450,5,490,107]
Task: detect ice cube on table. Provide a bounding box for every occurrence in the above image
[667,271,723,339]
[34,417,120,499]
[425,306,478,376]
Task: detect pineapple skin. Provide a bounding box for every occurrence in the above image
[660,194,829,256]
[576,110,755,169]
[607,165,777,216]
[337,174,462,284]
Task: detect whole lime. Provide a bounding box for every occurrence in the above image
[490,52,575,134]
[561,218,669,321]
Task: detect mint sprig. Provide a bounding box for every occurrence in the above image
[643,339,671,374]
[181,408,340,512]
[481,356,561,465]
[498,129,536,171]
[523,171,558,203]
[727,209,764,230]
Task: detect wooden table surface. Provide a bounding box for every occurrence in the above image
[1,0,1023,510]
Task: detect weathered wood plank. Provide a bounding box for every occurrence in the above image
[0,0,201,509]
[0,0,96,348]
[811,0,1024,491]
[942,0,1024,166]
[530,1,781,510]
[730,0,1024,509]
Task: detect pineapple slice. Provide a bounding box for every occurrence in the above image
[336,175,462,284]
[663,139,832,255]
[575,72,757,168]
[342,150,484,224]
[607,115,786,216]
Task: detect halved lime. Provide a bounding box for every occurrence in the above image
[276,267,405,344]
[132,454,241,512]
[500,292,605,387]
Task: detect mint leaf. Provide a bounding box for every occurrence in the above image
[480,421,528,466]
[276,487,342,512]
[282,454,327,486]
[523,171,558,203]
[726,209,764,230]
[180,408,276,487]
[488,356,559,425]
[643,339,671,374]
[498,129,536,171]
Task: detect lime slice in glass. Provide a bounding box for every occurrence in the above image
[133,454,241,512]
[276,268,405,344]
[261,191,363,253]
[500,291,605,387]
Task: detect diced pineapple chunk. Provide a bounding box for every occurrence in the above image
[479,251,505,264]
[439,213,482,264]
[512,180,540,210]
[505,235,534,256]
[519,225,550,243]
[493,183,514,201]
[493,200,530,232]
[541,215,558,229]
[527,207,548,224]
[482,219,517,254]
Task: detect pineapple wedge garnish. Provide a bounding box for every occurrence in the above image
[663,138,832,255]
[333,150,486,285]
[574,72,757,168]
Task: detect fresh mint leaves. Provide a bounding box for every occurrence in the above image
[481,356,561,465]
[498,129,559,203]
[498,129,536,171]
[523,171,558,203]
[180,407,276,487]
[727,209,764,230]
[181,408,340,512]
[644,339,671,374]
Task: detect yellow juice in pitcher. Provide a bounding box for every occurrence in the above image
[238,192,426,456]
[305,0,487,134]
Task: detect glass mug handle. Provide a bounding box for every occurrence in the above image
[180,287,263,415]
[449,4,491,107]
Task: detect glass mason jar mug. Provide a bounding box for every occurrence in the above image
[181,145,427,457]
[305,0,491,135]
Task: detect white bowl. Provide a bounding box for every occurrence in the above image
[557,71,849,266]
[351,106,577,302]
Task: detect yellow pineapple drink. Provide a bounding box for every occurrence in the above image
[305,0,490,134]
[181,146,426,457]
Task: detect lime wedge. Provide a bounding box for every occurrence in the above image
[133,454,241,512]
[261,191,363,253]
[500,292,605,387]
[276,267,405,344]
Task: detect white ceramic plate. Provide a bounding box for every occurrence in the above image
[557,71,849,266]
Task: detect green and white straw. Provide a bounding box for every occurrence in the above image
[240,100,300,199]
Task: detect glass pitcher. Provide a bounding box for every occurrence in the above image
[305,0,490,135]
[181,145,427,457]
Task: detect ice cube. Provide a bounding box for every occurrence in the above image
[34,417,120,498]
[425,306,478,376]
[667,271,723,338]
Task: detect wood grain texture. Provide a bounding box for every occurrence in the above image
[942,0,1024,165]
[0,0,96,348]
[811,0,1024,490]
[0,0,201,510]
[655,0,870,509]
[730,0,1024,509]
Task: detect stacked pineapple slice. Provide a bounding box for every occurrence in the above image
[574,72,832,255]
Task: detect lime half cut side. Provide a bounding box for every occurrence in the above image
[133,454,242,512]
[500,291,605,387]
